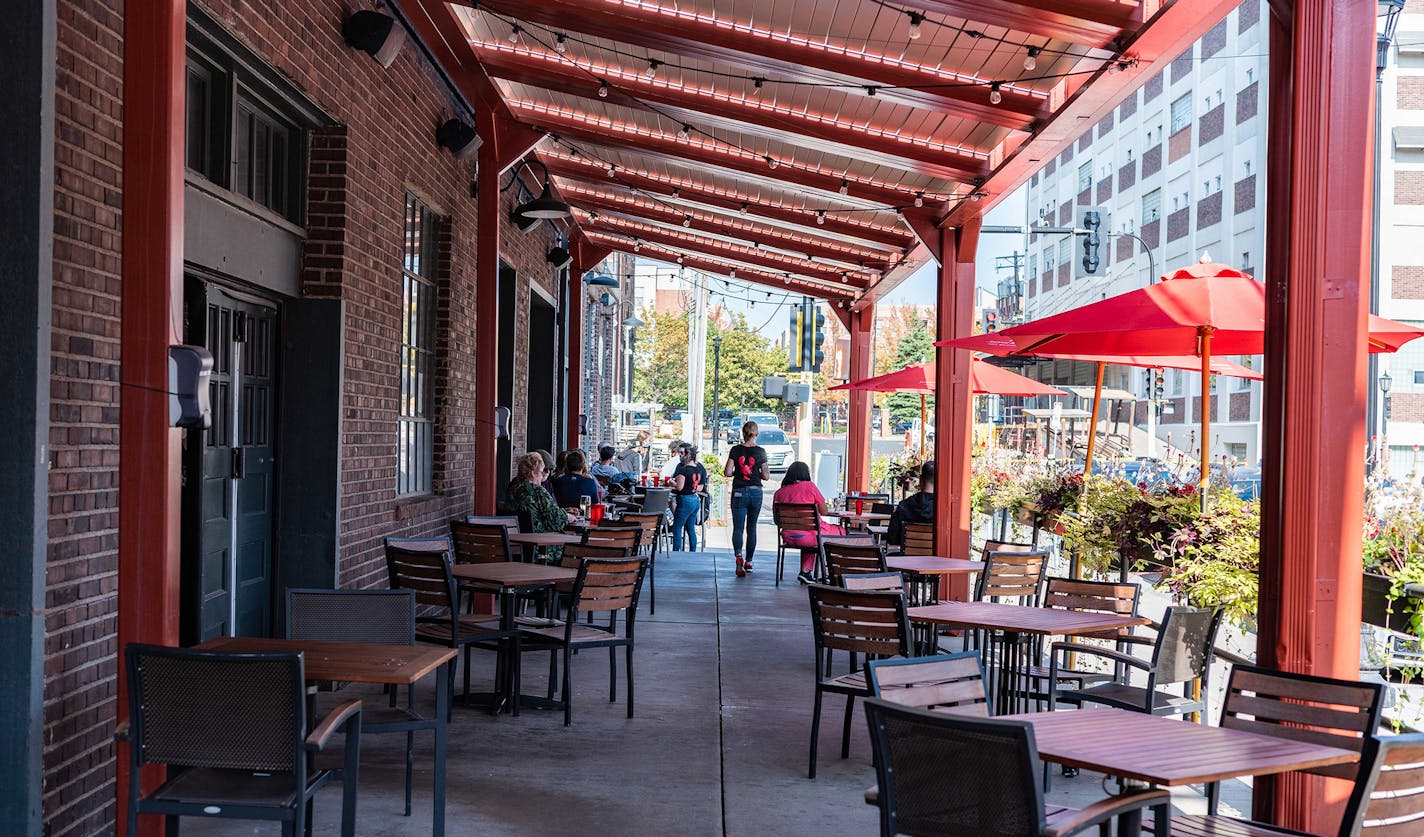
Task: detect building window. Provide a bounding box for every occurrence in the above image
[1142,188,1162,221]
[1246,68,1254,84]
[233,94,300,218]
[1414,369,1424,385]
[398,194,440,497]
[1213,175,1222,192]
[1172,369,1184,395]
[1170,94,1193,133]
[1241,251,1252,271]
[1077,161,1093,192]
[1244,159,1253,176]
[1058,239,1073,267]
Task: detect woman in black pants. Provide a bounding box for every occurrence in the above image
[723,421,770,577]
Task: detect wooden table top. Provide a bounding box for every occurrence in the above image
[198,637,455,685]
[830,511,892,521]
[1001,708,1360,786]
[451,562,578,590]
[887,556,984,575]
[508,531,582,546]
[907,601,1149,635]
[867,525,889,535]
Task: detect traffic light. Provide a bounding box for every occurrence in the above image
[788,305,804,372]
[983,309,999,332]
[1153,370,1165,401]
[1080,208,1102,275]
[806,302,827,372]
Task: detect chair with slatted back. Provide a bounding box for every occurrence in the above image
[1173,730,1424,837]
[821,537,888,586]
[1186,664,1387,819]
[450,519,515,564]
[466,514,520,532]
[867,651,990,717]
[517,556,648,725]
[840,571,905,593]
[900,521,935,556]
[1017,577,1142,702]
[861,699,1169,837]
[117,644,363,837]
[286,588,422,817]
[618,512,664,615]
[806,584,912,779]
[383,537,511,715]
[774,502,822,586]
[582,525,642,555]
[976,545,1050,605]
[1049,605,1224,722]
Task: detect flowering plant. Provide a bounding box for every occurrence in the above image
[1159,491,1260,626]
[1059,478,1206,578]
[1030,472,1085,514]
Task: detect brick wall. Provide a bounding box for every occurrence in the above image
[1057,263,1070,287]
[1170,49,1194,83]
[1229,392,1251,422]
[1396,170,1424,205]
[1235,175,1257,213]
[1116,235,1134,262]
[1045,158,1056,177]
[1118,92,1138,121]
[1390,392,1424,423]
[1202,19,1227,58]
[1168,127,1192,164]
[1041,270,1053,294]
[46,0,125,833]
[1118,160,1136,191]
[1077,186,1091,206]
[1060,144,1074,165]
[1077,133,1091,153]
[1199,103,1225,144]
[1237,82,1258,123]
[1058,200,1072,225]
[1096,178,1113,204]
[1400,77,1424,111]
[1394,264,1424,299]
[1167,207,1190,242]
[1196,191,1223,229]
[1097,112,1114,138]
[1192,394,1219,423]
[1239,0,1260,32]
[1142,144,1162,178]
[1144,71,1164,103]
[1141,218,1161,248]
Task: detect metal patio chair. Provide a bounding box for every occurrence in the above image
[867,651,991,717]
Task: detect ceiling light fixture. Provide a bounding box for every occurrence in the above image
[512,158,571,219]
[989,82,1003,105]
[587,273,619,287]
[907,12,923,39]
[598,80,610,98]
[1024,47,1040,71]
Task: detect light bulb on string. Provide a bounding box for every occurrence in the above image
[816,210,826,225]
[508,25,521,43]
[907,12,923,39]
[597,81,610,98]
[740,202,750,216]
[839,179,850,195]
[989,83,1003,105]
[914,192,924,208]
[682,215,692,228]
[646,59,660,79]
[678,124,691,139]
[1023,47,1039,71]
[765,156,779,170]
[729,270,736,280]
[554,34,568,53]
[751,78,764,96]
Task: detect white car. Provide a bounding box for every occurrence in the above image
[755,428,796,473]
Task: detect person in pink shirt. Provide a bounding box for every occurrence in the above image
[772,461,845,583]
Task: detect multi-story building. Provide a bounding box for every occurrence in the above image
[1377,0,1424,477]
[1019,0,1269,464]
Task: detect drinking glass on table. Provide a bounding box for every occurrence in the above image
[579,494,592,522]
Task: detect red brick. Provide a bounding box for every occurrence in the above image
[1393,265,1424,299]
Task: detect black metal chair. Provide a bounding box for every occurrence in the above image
[286,588,423,817]
[639,487,672,515]
[840,571,907,592]
[517,556,648,725]
[806,584,911,778]
[117,643,362,837]
[821,536,889,585]
[862,698,1169,837]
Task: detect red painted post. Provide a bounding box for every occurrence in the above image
[473,118,501,515]
[845,306,873,493]
[934,219,980,600]
[117,0,185,831]
[1256,0,1375,830]
[566,259,586,452]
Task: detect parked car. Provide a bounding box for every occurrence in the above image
[754,427,797,473]
[727,412,782,443]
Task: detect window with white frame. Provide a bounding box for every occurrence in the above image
[1142,188,1162,221]
[398,193,440,496]
[1077,161,1093,191]
[1170,94,1193,133]
[1059,238,1074,268]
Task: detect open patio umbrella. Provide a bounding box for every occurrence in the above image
[830,359,1067,451]
[938,259,1424,488]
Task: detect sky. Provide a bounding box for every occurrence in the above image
[881,187,1028,307]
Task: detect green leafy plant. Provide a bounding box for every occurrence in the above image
[1159,491,1260,627]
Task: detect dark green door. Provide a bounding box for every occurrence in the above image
[183,281,279,642]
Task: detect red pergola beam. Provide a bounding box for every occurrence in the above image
[896,0,1139,49]
[942,0,1241,229]
[474,0,1045,130]
[560,186,891,268]
[539,151,914,252]
[578,212,871,288]
[511,101,945,210]
[472,43,989,182]
[587,234,857,303]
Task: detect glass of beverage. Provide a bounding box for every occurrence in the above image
[589,503,605,526]
[579,495,592,522]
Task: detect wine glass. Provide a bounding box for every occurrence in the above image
[579,494,592,523]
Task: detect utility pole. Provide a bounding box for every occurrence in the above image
[711,333,722,453]
[686,275,708,448]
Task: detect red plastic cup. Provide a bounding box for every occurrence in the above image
[640,474,648,486]
[855,499,865,515]
[589,504,605,526]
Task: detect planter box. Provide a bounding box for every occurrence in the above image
[1361,572,1424,633]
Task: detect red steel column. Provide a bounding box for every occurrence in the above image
[934,218,980,600]
[117,0,185,830]
[1256,0,1375,830]
[473,117,501,515]
[565,265,585,452]
[845,306,873,493]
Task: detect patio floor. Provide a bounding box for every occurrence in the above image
[187,521,1250,835]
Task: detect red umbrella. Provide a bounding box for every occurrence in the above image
[936,260,1423,488]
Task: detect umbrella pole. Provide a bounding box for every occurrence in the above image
[1199,328,1214,508]
[920,393,926,454]
[1083,362,1105,477]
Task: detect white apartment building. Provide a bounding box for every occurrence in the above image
[1378,0,1424,477]
[1019,0,1269,464]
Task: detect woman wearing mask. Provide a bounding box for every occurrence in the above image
[723,421,770,577]
[671,444,707,552]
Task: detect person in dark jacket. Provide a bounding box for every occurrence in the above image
[887,460,936,546]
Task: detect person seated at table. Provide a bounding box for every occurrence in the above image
[590,445,623,481]
[887,460,936,547]
[551,449,604,509]
[671,443,708,552]
[532,448,556,496]
[614,430,649,476]
[773,461,845,583]
[506,452,568,562]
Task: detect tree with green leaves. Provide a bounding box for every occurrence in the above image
[885,319,934,424]
[632,308,785,419]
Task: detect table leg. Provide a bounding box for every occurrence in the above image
[433,661,449,837]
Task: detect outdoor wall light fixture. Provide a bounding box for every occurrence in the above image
[435,117,481,160]
[342,10,406,68]
[512,158,571,220]
[546,246,573,269]
[587,274,620,288]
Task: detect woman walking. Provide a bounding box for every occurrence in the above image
[724,421,770,577]
[671,443,707,551]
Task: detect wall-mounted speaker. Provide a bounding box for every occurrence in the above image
[509,208,540,233]
[578,413,588,435]
[342,10,406,68]
[435,118,482,161]
[546,246,572,269]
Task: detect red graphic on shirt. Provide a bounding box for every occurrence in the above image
[736,455,755,480]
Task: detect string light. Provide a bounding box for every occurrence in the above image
[765,156,779,170]
[816,210,826,225]
[729,269,737,279]
[597,80,610,98]
[646,59,661,79]
[670,188,681,198]
[740,202,750,216]
[989,82,1003,105]
[606,164,617,176]
[751,77,764,95]
[554,33,568,53]
[509,25,521,43]
[913,192,924,208]
[632,239,641,252]
[1023,47,1039,71]
[865,85,879,97]
[906,12,923,39]
[682,215,693,227]
[678,124,692,139]
[839,179,850,195]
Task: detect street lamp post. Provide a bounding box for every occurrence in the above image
[711,333,723,453]
[1369,0,1405,476]
[1380,370,1393,471]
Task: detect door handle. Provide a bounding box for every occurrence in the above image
[231,447,246,480]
